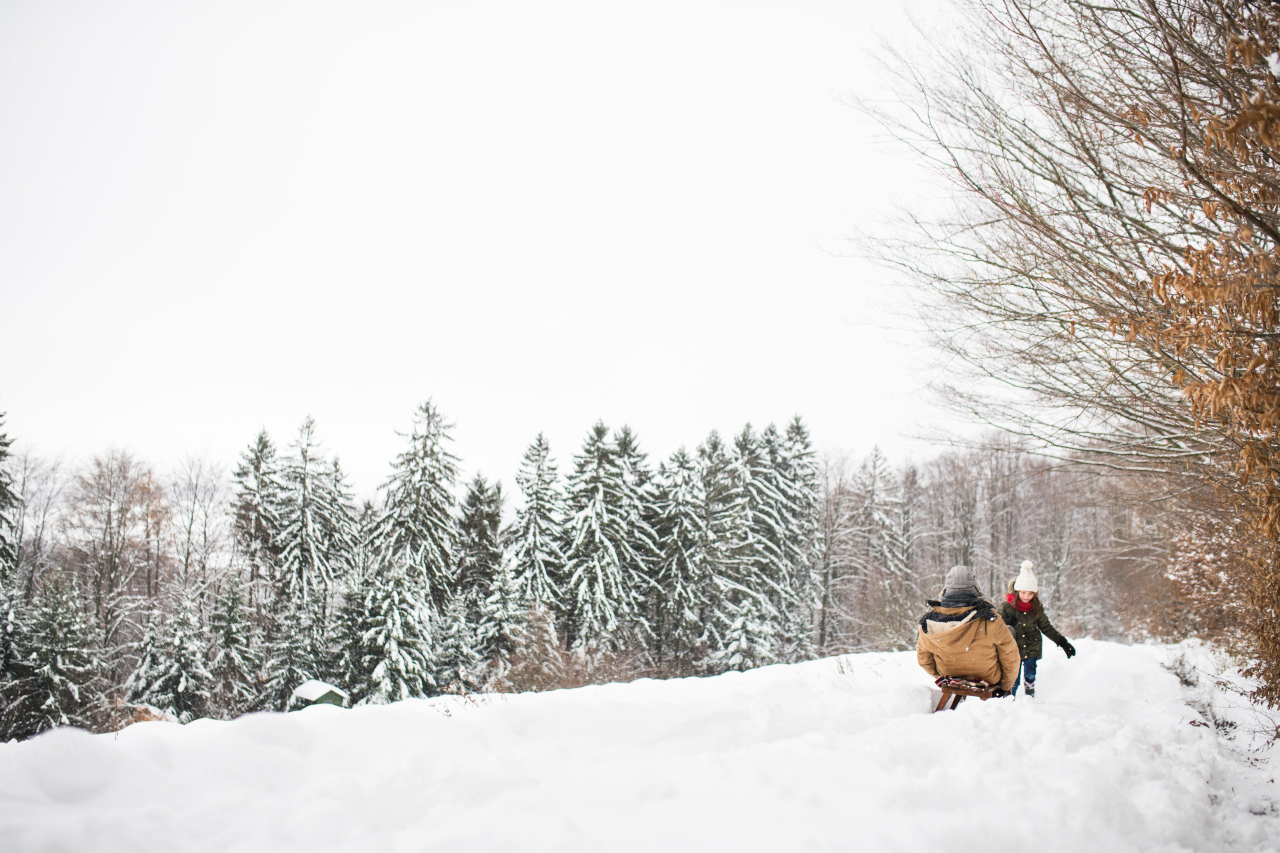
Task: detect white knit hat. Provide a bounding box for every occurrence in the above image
[1013,560,1038,593]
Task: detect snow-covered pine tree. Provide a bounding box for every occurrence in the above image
[475,553,526,681]
[708,595,778,672]
[771,418,820,662]
[276,417,359,613]
[508,433,566,613]
[209,571,261,717]
[0,412,18,581]
[330,532,375,704]
[560,423,652,657]
[161,588,214,722]
[355,551,438,704]
[615,425,657,509]
[0,578,28,740]
[652,448,711,674]
[4,575,103,739]
[265,418,357,708]
[456,474,504,623]
[695,431,737,663]
[231,429,284,619]
[124,607,165,711]
[756,424,802,614]
[372,401,459,614]
[613,426,661,656]
[706,424,788,671]
[434,592,480,692]
[261,588,330,711]
[125,589,213,723]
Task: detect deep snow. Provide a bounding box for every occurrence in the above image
[1,640,1277,852]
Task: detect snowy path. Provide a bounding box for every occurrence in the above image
[1,640,1277,852]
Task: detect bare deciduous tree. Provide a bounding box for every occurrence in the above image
[10,450,64,602]
[60,450,170,682]
[863,0,1280,703]
[170,455,231,595]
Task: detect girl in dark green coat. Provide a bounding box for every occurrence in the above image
[997,561,1076,697]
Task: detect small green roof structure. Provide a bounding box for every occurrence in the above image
[291,679,350,708]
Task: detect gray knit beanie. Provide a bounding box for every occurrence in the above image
[942,564,980,597]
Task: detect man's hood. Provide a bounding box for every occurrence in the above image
[918,600,998,635]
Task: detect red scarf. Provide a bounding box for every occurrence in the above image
[1006,593,1035,612]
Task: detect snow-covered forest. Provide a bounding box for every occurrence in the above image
[0,403,1173,740]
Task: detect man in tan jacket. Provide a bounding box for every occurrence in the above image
[916,565,1021,695]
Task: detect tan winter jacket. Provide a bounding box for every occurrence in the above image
[916,603,1021,692]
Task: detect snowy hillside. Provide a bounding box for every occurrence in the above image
[1,641,1277,853]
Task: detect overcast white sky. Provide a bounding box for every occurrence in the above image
[0,0,957,500]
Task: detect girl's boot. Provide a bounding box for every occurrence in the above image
[1024,679,1035,698]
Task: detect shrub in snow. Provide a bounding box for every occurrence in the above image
[489,603,566,693]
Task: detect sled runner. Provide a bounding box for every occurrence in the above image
[933,676,996,712]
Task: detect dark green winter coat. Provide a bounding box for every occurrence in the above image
[997,591,1065,661]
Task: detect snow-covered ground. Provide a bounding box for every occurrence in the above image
[2,640,1277,852]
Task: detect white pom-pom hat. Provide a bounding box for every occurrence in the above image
[1013,560,1038,593]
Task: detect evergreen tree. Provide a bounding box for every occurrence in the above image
[772,418,820,661]
[475,553,526,677]
[709,596,778,672]
[264,419,357,709]
[331,543,376,704]
[613,426,662,644]
[508,434,566,611]
[356,552,438,704]
[0,413,18,582]
[372,401,459,613]
[456,474,504,622]
[561,423,652,654]
[276,417,359,611]
[124,607,166,710]
[261,592,328,711]
[702,424,788,671]
[755,424,801,611]
[652,448,711,673]
[696,431,738,661]
[209,572,261,717]
[434,593,480,691]
[231,429,284,619]
[0,578,29,739]
[3,575,103,739]
[125,590,213,723]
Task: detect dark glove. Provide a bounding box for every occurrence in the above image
[990,687,1008,698]
[1060,640,1076,659]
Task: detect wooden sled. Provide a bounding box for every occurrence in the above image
[933,678,996,712]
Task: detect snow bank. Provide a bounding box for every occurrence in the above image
[1,640,1276,852]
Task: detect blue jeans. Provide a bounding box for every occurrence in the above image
[1012,658,1038,695]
